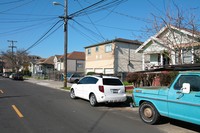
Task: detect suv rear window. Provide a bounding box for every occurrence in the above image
[103,78,123,86]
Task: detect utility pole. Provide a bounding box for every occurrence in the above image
[63,0,68,88]
[8,40,17,72]
[53,0,68,87]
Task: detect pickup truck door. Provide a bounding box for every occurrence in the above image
[168,75,200,124]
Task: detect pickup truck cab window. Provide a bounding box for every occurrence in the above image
[174,75,200,92]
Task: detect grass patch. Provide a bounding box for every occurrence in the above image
[61,87,71,90]
[123,81,132,86]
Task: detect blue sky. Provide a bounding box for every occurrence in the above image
[0,0,200,58]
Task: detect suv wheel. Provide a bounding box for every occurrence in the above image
[89,94,98,106]
[70,89,76,99]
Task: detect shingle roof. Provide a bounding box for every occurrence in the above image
[68,51,85,60]
[42,56,54,65]
[136,25,200,53]
[60,51,85,60]
[37,56,54,65]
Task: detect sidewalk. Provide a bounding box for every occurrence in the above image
[24,78,132,96]
[24,78,72,90]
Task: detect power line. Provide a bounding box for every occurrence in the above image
[0,16,57,23]
[79,20,147,33]
[0,0,25,5]
[72,19,107,42]
[68,23,100,44]
[76,0,106,41]
[69,0,127,18]
[0,0,35,13]
[0,17,57,34]
[22,20,62,53]
[69,0,105,18]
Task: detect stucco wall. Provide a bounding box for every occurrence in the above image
[115,42,142,72]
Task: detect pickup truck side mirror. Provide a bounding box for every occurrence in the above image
[181,83,190,94]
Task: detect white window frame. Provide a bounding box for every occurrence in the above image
[87,48,91,55]
[105,44,112,53]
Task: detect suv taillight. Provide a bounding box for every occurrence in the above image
[99,85,104,93]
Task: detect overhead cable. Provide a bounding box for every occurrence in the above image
[22,20,62,53]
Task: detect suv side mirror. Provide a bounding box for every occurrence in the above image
[182,83,190,94]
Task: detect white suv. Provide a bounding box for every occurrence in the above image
[70,75,127,106]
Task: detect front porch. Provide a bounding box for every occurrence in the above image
[142,52,170,70]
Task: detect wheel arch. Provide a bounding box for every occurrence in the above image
[89,92,94,99]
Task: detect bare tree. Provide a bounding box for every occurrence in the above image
[1,49,30,72]
[144,2,200,65]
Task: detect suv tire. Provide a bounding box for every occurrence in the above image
[89,94,98,106]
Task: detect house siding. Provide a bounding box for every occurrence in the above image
[115,42,142,72]
[85,43,115,74]
[85,39,142,75]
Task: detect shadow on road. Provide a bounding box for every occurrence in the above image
[156,117,200,132]
[169,119,200,132]
[99,96,133,108]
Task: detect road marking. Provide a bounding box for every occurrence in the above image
[0,90,3,94]
[12,105,24,118]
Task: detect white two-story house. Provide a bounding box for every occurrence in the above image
[136,25,200,70]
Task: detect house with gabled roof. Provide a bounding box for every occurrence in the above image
[56,51,85,73]
[85,38,143,76]
[53,55,62,71]
[35,56,54,75]
[136,25,200,70]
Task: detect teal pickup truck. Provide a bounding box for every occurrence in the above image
[132,71,200,125]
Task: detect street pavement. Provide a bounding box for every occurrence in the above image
[1,77,199,132]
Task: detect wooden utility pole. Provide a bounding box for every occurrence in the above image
[8,40,17,72]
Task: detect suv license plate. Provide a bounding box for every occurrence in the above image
[112,89,119,93]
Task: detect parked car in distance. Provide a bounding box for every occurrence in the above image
[70,75,127,106]
[67,72,82,83]
[11,73,23,80]
[3,72,12,78]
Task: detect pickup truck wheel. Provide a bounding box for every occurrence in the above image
[139,102,160,125]
[70,89,76,99]
[89,94,98,107]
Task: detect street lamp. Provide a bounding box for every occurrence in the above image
[53,0,68,87]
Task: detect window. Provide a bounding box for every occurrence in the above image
[87,77,98,84]
[87,48,91,55]
[182,49,192,63]
[78,77,98,84]
[174,75,200,91]
[96,46,99,52]
[78,77,88,84]
[105,44,112,53]
[77,63,83,68]
[103,78,123,86]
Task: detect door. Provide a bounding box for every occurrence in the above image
[168,75,200,125]
[75,77,88,98]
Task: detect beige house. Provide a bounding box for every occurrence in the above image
[136,25,200,70]
[85,38,142,75]
[55,51,85,73]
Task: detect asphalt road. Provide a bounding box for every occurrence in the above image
[0,77,199,133]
